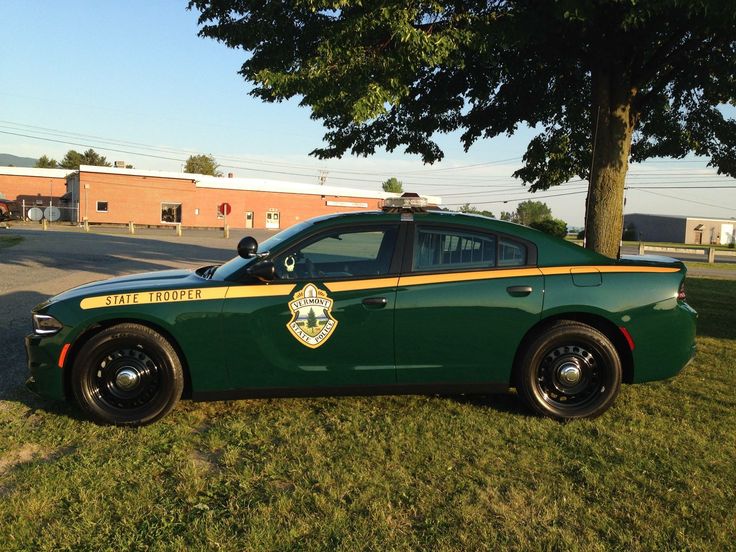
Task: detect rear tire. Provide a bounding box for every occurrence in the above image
[515,321,622,420]
[71,323,183,426]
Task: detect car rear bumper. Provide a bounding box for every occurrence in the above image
[631,301,697,383]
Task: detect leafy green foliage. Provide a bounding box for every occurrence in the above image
[458,203,494,218]
[381,177,403,193]
[513,200,552,226]
[34,155,58,169]
[190,1,736,174]
[184,154,222,176]
[530,218,568,238]
[189,1,736,257]
[59,149,112,170]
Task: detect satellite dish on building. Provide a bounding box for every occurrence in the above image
[44,206,61,222]
[28,207,44,222]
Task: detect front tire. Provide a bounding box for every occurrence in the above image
[71,323,184,426]
[516,321,622,420]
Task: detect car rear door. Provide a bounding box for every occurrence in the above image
[394,223,544,385]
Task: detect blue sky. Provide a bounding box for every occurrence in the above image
[1,0,734,226]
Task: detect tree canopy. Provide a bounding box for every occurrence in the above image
[513,200,552,227]
[59,149,111,170]
[184,154,222,176]
[381,177,403,193]
[190,0,736,257]
[35,155,58,169]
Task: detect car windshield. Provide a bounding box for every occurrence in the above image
[213,220,314,280]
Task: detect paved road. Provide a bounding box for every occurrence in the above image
[0,226,273,401]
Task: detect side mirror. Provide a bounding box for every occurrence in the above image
[238,236,258,258]
[246,260,275,282]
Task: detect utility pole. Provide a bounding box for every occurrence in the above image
[318,169,328,186]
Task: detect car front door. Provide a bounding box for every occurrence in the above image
[223,223,403,391]
[394,224,544,385]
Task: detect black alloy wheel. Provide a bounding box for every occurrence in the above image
[516,321,622,420]
[71,323,184,426]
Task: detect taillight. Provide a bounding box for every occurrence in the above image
[677,280,686,301]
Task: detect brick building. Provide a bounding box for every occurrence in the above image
[0,167,73,208]
[67,165,439,230]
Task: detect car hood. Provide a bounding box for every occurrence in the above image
[38,268,202,309]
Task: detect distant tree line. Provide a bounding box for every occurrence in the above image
[460,200,568,238]
[35,149,132,170]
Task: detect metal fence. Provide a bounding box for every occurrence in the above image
[7,200,79,224]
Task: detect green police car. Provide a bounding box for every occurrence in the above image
[26,197,697,426]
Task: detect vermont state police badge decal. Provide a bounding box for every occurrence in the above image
[286,284,338,348]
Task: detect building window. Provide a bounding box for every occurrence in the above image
[96,201,109,212]
[161,203,182,223]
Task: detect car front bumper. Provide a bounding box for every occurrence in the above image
[25,333,66,401]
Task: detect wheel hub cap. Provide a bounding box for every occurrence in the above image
[115,367,140,390]
[558,363,582,386]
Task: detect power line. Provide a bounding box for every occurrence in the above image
[444,190,588,206]
[631,188,736,212]
[0,120,525,182]
[398,156,522,175]
[627,185,736,190]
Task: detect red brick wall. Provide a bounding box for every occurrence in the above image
[78,172,383,229]
[0,174,67,206]
[79,172,197,224]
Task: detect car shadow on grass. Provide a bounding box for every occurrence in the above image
[444,391,529,416]
[686,277,736,341]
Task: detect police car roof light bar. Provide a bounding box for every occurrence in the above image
[382,192,429,212]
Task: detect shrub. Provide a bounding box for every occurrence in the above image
[530,217,567,238]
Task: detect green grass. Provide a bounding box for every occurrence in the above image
[0,235,23,248]
[1,280,735,550]
[686,261,736,273]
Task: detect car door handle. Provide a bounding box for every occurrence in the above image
[362,297,388,308]
[506,285,533,297]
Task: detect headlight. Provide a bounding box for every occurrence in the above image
[32,314,63,335]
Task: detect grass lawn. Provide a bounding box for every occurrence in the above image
[1,279,735,550]
[686,261,736,273]
[0,235,23,248]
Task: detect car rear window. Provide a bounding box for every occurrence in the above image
[413,228,497,271]
[498,238,527,267]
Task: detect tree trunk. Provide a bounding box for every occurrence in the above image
[586,70,636,258]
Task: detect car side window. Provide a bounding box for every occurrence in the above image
[498,238,527,267]
[413,228,497,271]
[273,226,398,280]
